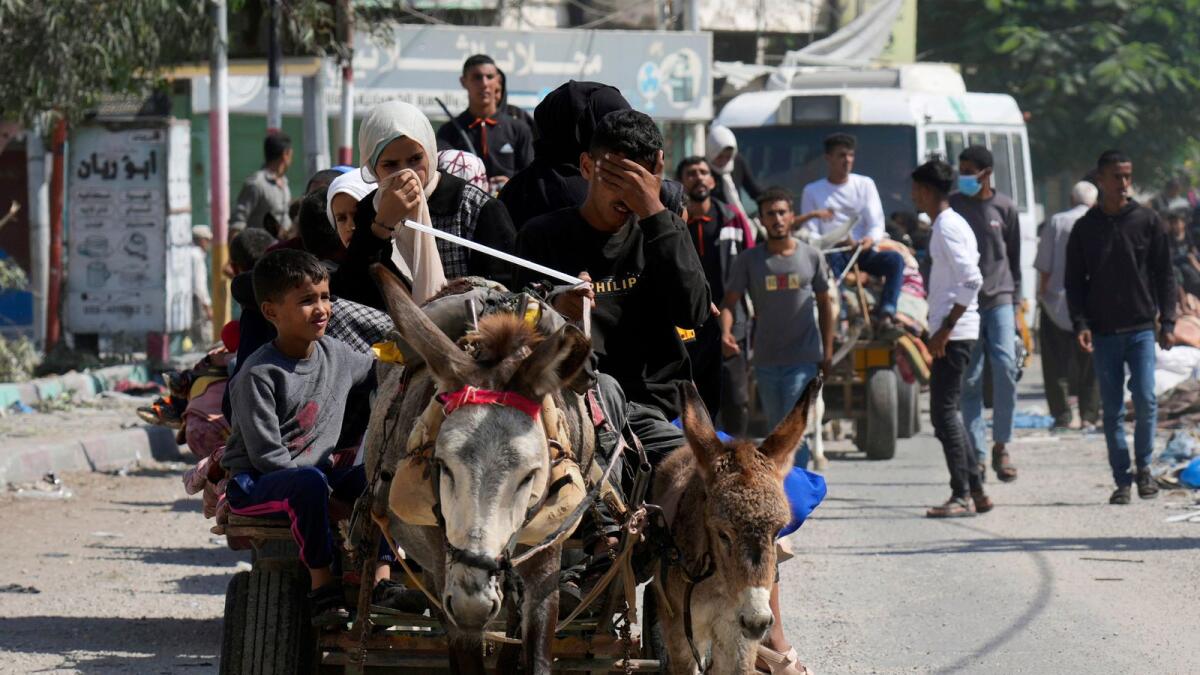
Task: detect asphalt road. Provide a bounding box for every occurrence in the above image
[782,376,1200,674]
[1,367,1198,674]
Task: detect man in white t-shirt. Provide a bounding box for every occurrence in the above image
[800,133,906,331]
[911,159,990,518]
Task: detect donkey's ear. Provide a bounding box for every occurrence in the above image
[369,264,476,388]
[678,381,723,475]
[508,325,591,400]
[759,376,822,479]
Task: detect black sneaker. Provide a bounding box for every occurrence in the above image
[309,582,350,626]
[1109,485,1131,505]
[1136,468,1159,499]
[371,578,429,614]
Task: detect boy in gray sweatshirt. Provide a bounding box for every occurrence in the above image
[220,249,404,622]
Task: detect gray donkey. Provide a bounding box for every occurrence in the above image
[653,378,820,674]
[363,266,592,674]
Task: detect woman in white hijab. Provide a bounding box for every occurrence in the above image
[706,124,764,216]
[336,101,517,310]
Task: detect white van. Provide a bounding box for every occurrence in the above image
[715,65,1039,308]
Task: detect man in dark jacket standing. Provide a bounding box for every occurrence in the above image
[1066,149,1177,505]
[677,156,753,435]
[949,145,1022,483]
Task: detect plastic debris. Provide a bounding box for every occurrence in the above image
[1180,457,1200,489]
[12,473,73,500]
[8,400,33,414]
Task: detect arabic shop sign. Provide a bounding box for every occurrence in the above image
[66,122,194,335]
[192,25,712,121]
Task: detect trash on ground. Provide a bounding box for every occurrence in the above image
[0,583,41,594]
[1012,411,1055,429]
[11,473,73,500]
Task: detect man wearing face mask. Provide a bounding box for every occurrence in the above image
[948,146,1022,483]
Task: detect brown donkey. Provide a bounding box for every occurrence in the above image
[653,378,820,674]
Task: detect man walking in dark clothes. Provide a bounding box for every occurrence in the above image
[436,54,534,189]
[515,110,711,464]
[1066,150,1177,505]
[677,156,753,435]
[949,145,1022,482]
[914,159,991,518]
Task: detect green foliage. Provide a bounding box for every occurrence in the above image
[0,1,211,124]
[0,333,37,382]
[919,0,1200,181]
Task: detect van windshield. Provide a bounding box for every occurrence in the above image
[732,125,917,219]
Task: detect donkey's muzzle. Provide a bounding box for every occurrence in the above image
[444,563,503,629]
[738,610,773,641]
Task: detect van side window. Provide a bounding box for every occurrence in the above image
[945,132,965,170]
[990,133,1014,202]
[1011,133,1028,210]
[924,130,942,160]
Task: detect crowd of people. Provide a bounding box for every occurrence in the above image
[163,51,1182,672]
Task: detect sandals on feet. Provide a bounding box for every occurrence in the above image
[757,645,814,675]
[926,497,974,518]
[992,447,1017,482]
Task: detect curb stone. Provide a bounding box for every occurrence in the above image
[1,426,186,488]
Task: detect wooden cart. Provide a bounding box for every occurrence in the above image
[217,509,662,674]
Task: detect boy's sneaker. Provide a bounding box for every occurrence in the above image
[1136,468,1159,499]
[309,582,350,626]
[1109,485,1131,505]
[371,578,429,614]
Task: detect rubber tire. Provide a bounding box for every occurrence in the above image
[240,568,315,675]
[220,571,250,675]
[897,375,920,439]
[863,368,898,460]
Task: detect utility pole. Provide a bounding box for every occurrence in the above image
[25,118,49,349]
[336,0,354,165]
[302,66,331,176]
[267,0,282,132]
[46,116,66,350]
[681,0,705,157]
[209,0,231,335]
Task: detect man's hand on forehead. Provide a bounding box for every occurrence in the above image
[596,151,666,219]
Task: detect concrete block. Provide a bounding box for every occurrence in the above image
[0,439,91,486]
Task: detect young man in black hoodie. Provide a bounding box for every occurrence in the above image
[516,109,712,464]
[1066,149,1177,505]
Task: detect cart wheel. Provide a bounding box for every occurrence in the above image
[897,375,920,439]
[220,571,250,675]
[863,368,898,460]
[240,568,317,675]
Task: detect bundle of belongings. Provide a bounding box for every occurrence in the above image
[1150,428,1200,490]
[834,239,933,386]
